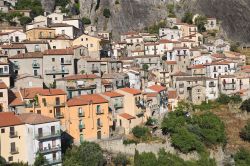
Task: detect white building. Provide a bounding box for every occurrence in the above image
[159,28,182,41]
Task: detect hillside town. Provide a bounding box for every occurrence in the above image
[0,0,250,166]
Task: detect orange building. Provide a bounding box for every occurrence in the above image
[66,94,110,144]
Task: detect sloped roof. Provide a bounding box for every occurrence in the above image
[18,113,58,125]
[119,113,136,120]
[148,85,166,93]
[0,112,24,127]
[102,91,124,98]
[67,94,108,107]
[118,88,141,95]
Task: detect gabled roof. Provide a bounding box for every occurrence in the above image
[18,113,59,125]
[43,48,73,55]
[119,113,136,120]
[0,112,24,127]
[9,91,24,106]
[21,88,66,99]
[10,52,44,59]
[1,44,26,49]
[57,74,99,81]
[171,71,191,76]
[118,88,141,95]
[102,91,124,98]
[148,85,166,93]
[67,94,108,106]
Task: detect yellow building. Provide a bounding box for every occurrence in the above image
[26,27,56,41]
[73,34,101,57]
[66,94,110,143]
[0,112,27,163]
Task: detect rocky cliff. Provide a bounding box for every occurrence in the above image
[79,0,250,43]
[40,0,55,13]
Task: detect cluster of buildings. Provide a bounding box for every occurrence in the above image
[0,2,249,165]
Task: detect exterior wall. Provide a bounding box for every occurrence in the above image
[15,76,43,89]
[26,22,47,31]
[9,31,27,42]
[24,43,49,52]
[47,13,65,24]
[42,55,75,85]
[205,79,219,100]
[26,29,56,41]
[62,19,82,29]
[77,59,101,76]
[53,26,75,39]
[0,125,28,163]
[48,39,72,49]
[0,88,8,112]
[191,85,206,104]
[159,28,182,41]
[65,103,110,143]
[206,64,230,78]
[126,72,141,89]
[2,48,26,57]
[9,58,43,77]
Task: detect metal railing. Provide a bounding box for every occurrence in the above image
[39,146,61,154]
[32,63,40,68]
[35,130,60,140]
[114,102,123,109]
[10,148,19,154]
[9,131,18,138]
[79,124,85,129]
[45,69,69,75]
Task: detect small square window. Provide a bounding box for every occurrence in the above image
[37,110,41,114]
[50,110,52,113]
[53,75,56,79]
[52,58,55,62]
[0,92,3,97]
[30,110,33,113]
[8,156,13,162]
[1,128,5,133]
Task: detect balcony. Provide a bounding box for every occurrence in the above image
[45,69,69,75]
[35,130,60,140]
[209,83,216,87]
[79,124,85,129]
[45,158,62,165]
[39,146,61,154]
[114,102,123,109]
[97,122,103,128]
[32,63,40,68]
[9,131,18,138]
[78,112,85,117]
[10,148,19,155]
[223,84,236,90]
[96,109,104,115]
[136,110,144,117]
[53,102,65,107]
[13,64,19,70]
[61,60,72,65]
[67,84,97,91]
[91,67,99,73]
[0,71,9,75]
[55,112,64,119]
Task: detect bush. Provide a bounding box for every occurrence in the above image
[134,151,157,166]
[82,17,91,25]
[216,94,231,104]
[132,126,150,140]
[144,20,166,34]
[123,139,138,145]
[15,0,44,17]
[182,12,193,24]
[103,8,111,18]
[194,15,207,33]
[115,0,120,5]
[240,122,250,142]
[240,98,250,112]
[19,16,32,26]
[145,117,157,126]
[113,153,130,166]
[230,94,242,104]
[171,128,204,153]
[234,148,250,166]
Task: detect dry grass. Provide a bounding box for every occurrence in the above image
[211,105,250,153]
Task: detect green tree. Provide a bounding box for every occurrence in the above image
[194,15,207,33]
[34,153,47,166]
[230,42,240,52]
[167,4,175,18]
[113,153,130,166]
[19,16,32,26]
[103,8,111,18]
[134,152,157,166]
[142,64,149,71]
[82,17,91,25]
[240,122,250,142]
[63,141,104,166]
[0,156,6,165]
[182,12,193,24]
[132,126,150,140]
[216,94,231,104]
[234,148,250,166]
[15,0,43,17]
[240,98,250,112]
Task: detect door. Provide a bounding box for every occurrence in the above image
[56,97,60,105]
[10,127,15,136]
[51,126,55,135]
[10,142,16,153]
[97,131,101,139]
[38,128,43,137]
[15,36,19,42]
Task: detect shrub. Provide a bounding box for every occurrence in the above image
[115,0,120,5]
[134,151,157,166]
[171,128,204,153]
[240,122,250,142]
[132,126,150,140]
[240,98,250,112]
[145,117,157,126]
[194,15,207,33]
[103,8,111,18]
[19,16,32,26]
[234,148,250,166]
[230,94,242,104]
[182,12,193,24]
[123,139,138,145]
[82,17,91,25]
[113,153,130,166]
[216,94,231,104]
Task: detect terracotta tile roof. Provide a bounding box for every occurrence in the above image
[241,65,250,70]
[18,113,58,125]
[211,53,226,59]
[1,44,26,49]
[122,31,138,36]
[67,94,108,106]
[159,39,172,43]
[119,113,136,120]
[50,23,73,27]
[9,91,24,106]
[118,87,141,95]
[43,48,73,55]
[190,64,205,69]
[10,52,44,59]
[102,91,124,98]
[0,81,7,89]
[148,85,166,93]
[0,112,24,127]
[165,61,177,65]
[146,93,158,97]
[101,79,112,85]
[21,88,66,99]
[57,74,99,81]
[168,90,177,99]
[171,71,191,76]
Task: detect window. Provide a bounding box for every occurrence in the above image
[90,44,93,47]
[0,92,3,97]
[52,58,55,62]
[86,38,88,41]
[10,142,16,153]
[39,32,43,38]
[55,17,57,20]
[60,58,64,63]
[34,70,38,76]
[37,110,41,114]
[4,51,7,55]
[35,45,39,51]
[81,38,83,41]
[8,156,13,162]
[62,30,65,34]
[17,50,21,54]
[1,128,5,133]
[50,110,52,113]
[53,75,56,79]
[51,126,55,135]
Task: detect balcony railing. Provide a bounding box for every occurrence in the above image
[78,112,85,117]
[223,85,236,90]
[10,148,19,155]
[55,112,64,119]
[96,109,104,115]
[45,157,62,165]
[9,131,18,138]
[114,102,123,109]
[35,130,60,140]
[45,69,69,75]
[39,146,61,154]
[209,83,216,87]
[61,60,72,65]
[97,122,103,128]
[91,67,99,73]
[32,63,40,68]
[67,84,97,91]
[13,64,19,70]
[79,124,85,129]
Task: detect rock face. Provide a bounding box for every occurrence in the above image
[79,0,250,43]
[40,0,56,13]
[180,0,250,43]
